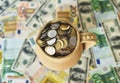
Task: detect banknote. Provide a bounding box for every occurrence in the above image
[91,0,116,27]
[25,0,56,31]
[1,8,17,17]
[102,19,120,63]
[0,0,17,15]
[77,0,97,30]
[56,0,79,27]
[111,0,120,13]
[24,57,48,83]
[81,49,96,69]
[91,0,114,13]
[0,39,2,70]
[112,62,120,80]
[88,28,115,67]
[18,1,40,20]
[0,10,17,38]
[12,39,37,73]
[52,69,70,83]
[41,72,66,83]
[90,65,120,83]
[0,71,1,83]
[1,38,25,82]
[5,76,30,83]
[16,1,41,38]
[0,0,45,16]
[69,56,89,83]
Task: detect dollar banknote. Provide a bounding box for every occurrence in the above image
[12,39,37,74]
[88,28,115,67]
[111,0,120,13]
[0,0,17,15]
[69,56,89,83]
[25,0,56,31]
[56,0,79,27]
[90,65,120,83]
[112,62,120,80]
[102,19,120,63]
[1,38,25,82]
[82,49,96,69]
[77,0,97,30]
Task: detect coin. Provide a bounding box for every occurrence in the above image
[62,38,68,48]
[40,33,47,40]
[47,30,57,38]
[50,23,60,29]
[58,27,71,36]
[60,24,70,31]
[42,26,49,34]
[37,39,46,47]
[47,38,56,45]
[70,27,76,36]
[45,46,56,55]
[55,39,64,51]
[69,36,77,46]
[59,48,71,56]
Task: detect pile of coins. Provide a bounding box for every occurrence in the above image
[37,21,77,57]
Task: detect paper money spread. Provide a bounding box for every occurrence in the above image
[0,0,120,83]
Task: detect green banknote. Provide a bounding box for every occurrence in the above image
[91,0,114,13]
[1,38,25,82]
[91,0,116,27]
[90,66,120,83]
[88,28,115,67]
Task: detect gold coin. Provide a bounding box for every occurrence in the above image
[62,38,68,48]
[70,27,76,36]
[37,39,46,47]
[55,39,64,51]
[60,24,70,31]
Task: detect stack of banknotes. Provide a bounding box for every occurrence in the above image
[0,0,120,83]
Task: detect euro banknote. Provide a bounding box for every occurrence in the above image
[1,38,25,82]
[88,28,115,67]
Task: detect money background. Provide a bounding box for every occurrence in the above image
[0,0,120,83]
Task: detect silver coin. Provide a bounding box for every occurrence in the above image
[45,46,56,55]
[69,36,77,46]
[42,26,49,34]
[50,23,60,29]
[47,30,57,38]
[47,38,56,45]
[40,33,47,40]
